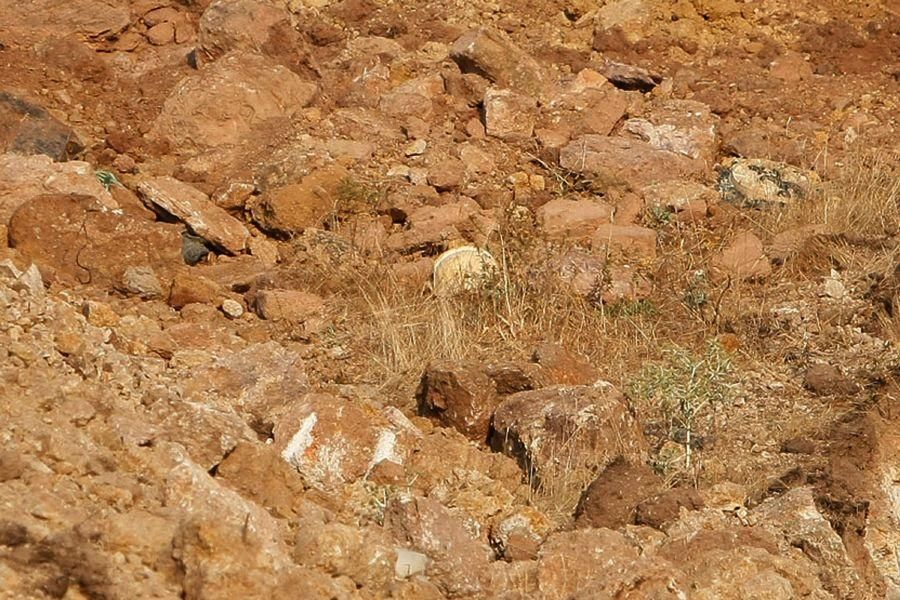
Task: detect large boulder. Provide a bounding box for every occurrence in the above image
[272,392,410,488]
[8,194,183,288]
[490,383,648,492]
[150,52,318,154]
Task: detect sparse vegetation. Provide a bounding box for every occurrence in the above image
[629,341,735,476]
[95,169,121,191]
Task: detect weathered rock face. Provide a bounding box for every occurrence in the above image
[273,392,409,488]
[150,52,318,153]
[530,343,598,386]
[490,383,648,489]
[199,0,298,61]
[249,289,324,322]
[137,177,250,254]
[8,194,183,288]
[542,69,629,138]
[591,224,658,262]
[450,28,547,96]
[559,136,702,188]
[250,165,349,235]
[0,154,116,229]
[483,87,538,142]
[386,198,495,253]
[623,99,719,163]
[416,360,500,442]
[536,198,613,240]
[752,487,859,598]
[575,458,663,529]
[0,92,81,161]
[385,495,493,597]
[711,230,772,281]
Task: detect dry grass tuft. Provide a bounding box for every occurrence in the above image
[770,149,900,236]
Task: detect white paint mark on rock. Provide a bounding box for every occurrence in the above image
[281,412,317,468]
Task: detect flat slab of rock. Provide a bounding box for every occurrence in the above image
[559,136,701,188]
[138,176,250,254]
[623,99,719,162]
[536,198,612,240]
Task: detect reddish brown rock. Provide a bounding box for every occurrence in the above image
[0,449,26,482]
[427,158,466,192]
[386,198,495,253]
[385,495,492,597]
[623,99,719,163]
[634,488,705,529]
[150,52,317,153]
[250,165,349,235]
[483,361,542,395]
[559,136,701,188]
[542,69,629,137]
[250,289,324,322]
[537,528,642,598]
[168,271,222,309]
[536,198,613,240]
[8,194,182,288]
[575,457,663,528]
[591,224,658,262]
[146,21,175,45]
[531,343,598,386]
[803,363,859,396]
[711,231,771,281]
[416,360,500,442]
[138,177,250,254]
[273,392,408,488]
[483,88,538,142]
[491,383,648,489]
[199,0,296,60]
[215,443,309,519]
[293,521,396,591]
[0,154,117,227]
[450,28,547,96]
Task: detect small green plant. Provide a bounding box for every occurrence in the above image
[606,298,658,318]
[682,269,709,310]
[95,170,121,191]
[629,340,734,471]
[646,204,673,226]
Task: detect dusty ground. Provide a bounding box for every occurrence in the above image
[1,0,899,598]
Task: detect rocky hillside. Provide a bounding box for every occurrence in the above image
[1,0,899,598]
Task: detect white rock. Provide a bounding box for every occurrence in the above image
[394,547,428,579]
[221,298,245,319]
